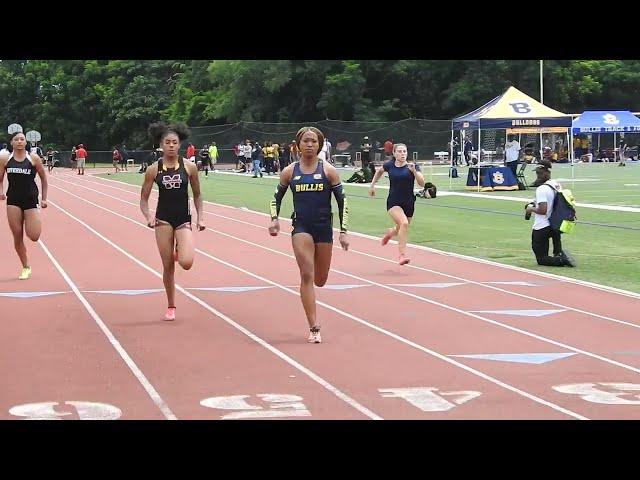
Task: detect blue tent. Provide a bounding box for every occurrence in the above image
[572,111,640,134]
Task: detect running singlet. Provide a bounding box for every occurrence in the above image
[289,160,332,222]
[154,157,190,225]
[6,153,38,205]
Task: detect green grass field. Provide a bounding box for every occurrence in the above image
[97,161,640,293]
[437,161,640,207]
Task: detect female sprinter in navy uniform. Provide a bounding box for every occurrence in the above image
[268,127,349,344]
[369,143,425,265]
[0,131,48,280]
[140,122,205,321]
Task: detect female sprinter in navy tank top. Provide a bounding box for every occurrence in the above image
[0,131,48,280]
[268,127,349,344]
[369,143,425,265]
[140,122,205,321]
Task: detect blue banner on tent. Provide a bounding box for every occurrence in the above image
[572,111,640,134]
[466,166,519,191]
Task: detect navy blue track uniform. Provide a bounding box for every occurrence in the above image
[154,157,191,230]
[290,160,333,244]
[6,154,39,211]
[383,160,420,218]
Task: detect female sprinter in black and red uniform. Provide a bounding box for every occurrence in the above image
[140,122,205,321]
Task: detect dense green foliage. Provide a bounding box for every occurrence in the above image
[3,60,640,150]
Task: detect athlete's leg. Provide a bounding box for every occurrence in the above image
[174,224,194,271]
[7,205,28,268]
[155,221,177,312]
[292,233,318,330]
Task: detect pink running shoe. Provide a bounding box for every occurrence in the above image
[381,228,394,246]
[164,307,176,321]
[398,254,410,266]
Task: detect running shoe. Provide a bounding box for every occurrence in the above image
[18,267,31,280]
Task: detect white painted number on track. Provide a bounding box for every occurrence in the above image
[379,387,481,412]
[9,401,122,420]
[553,383,640,405]
[200,394,311,419]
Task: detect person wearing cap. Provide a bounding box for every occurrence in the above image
[525,160,576,267]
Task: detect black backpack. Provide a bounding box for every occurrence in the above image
[545,184,577,234]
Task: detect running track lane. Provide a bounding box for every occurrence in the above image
[51,173,640,420]
[68,173,640,346]
[43,175,600,418]
[79,171,640,321]
[0,204,170,419]
[38,195,385,419]
[50,175,584,418]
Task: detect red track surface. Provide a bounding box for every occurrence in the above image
[2,169,640,420]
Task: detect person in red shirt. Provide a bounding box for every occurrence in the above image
[75,144,88,175]
[111,146,121,174]
[383,139,393,160]
[186,143,196,163]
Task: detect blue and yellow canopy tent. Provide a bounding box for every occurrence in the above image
[451,86,572,190]
[452,86,572,130]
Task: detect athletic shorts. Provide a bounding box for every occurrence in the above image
[7,194,39,211]
[291,215,333,244]
[155,213,192,230]
[387,198,415,218]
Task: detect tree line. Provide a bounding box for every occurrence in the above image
[2,60,638,150]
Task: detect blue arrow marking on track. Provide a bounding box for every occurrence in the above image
[0,291,68,298]
[470,309,566,317]
[187,286,274,292]
[450,352,578,364]
[85,289,165,296]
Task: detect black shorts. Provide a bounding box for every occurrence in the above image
[7,195,39,211]
[292,217,333,244]
[387,198,415,218]
[155,213,192,230]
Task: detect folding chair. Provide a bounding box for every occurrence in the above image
[516,162,527,190]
